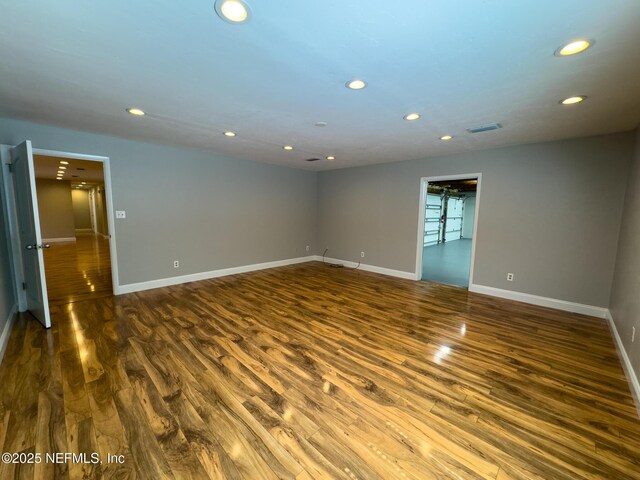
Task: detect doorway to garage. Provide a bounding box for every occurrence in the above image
[416,174,481,288]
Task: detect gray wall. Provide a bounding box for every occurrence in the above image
[0,117,317,286]
[36,178,76,239]
[610,126,640,388]
[71,189,92,230]
[0,116,633,312]
[0,163,16,335]
[318,133,634,307]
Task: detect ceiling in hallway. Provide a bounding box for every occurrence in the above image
[34,155,105,186]
[1,1,640,170]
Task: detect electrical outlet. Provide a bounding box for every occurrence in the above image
[173,260,179,268]
[361,251,365,258]
[306,245,310,252]
[633,326,636,343]
[115,210,126,219]
[506,273,514,281]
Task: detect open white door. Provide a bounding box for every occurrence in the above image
[10,141,51,328]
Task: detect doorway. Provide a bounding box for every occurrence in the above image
[1,142,118,328]
[415,174,481,288]
[34,154,113,304]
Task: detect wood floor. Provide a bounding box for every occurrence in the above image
[1,262,639,479]
[43,232,113,305]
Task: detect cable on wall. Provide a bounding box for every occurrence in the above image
[322,248,361,270]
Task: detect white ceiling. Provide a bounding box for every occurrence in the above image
[1,0,639,171]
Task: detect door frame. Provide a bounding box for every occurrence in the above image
[415,173,482,286]
[1,145,27,310]
[1,145,120,304]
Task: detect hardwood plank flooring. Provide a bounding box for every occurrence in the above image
[43,232,113,305]
[1,262,639,479]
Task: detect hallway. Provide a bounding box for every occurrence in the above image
[43,232,113,305]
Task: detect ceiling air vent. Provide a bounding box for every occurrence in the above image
[467,123,502,134]
[305,158,321,162]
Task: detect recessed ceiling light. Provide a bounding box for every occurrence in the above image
[561,95,587,105]
[56,178,62,180]
[315,122,328,127]
[126,108,145,116]
[215,0,251,23]
[81,182,87,185]
[59,166,67,170]
[326,156,336,161]
[223,131,237,137]
[283,145,294,151]
[346,79,367,90]
[60,161,69,165]
[556,40,592,56]
[440,135,453,141]
[404,113,421,121]
[57,171,64,175]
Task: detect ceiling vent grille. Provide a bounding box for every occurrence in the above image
[467,123,502,134]
[305,158,321,162]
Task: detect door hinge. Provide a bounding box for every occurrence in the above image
[22,282,27,290]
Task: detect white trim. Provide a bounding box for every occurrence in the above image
[415,178,427,278]
[605,310,640,418]
[468,283,608,318]
[74,228,93,232]
[0,305,17,366]
[96,232,110,240]
[318,256,418,280]
[42,237,76,243]
[415,173,482,286]
[102,157,119,295]
[32,148,110,162]
[116,256,318,295]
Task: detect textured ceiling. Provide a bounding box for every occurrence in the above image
[1,0,640,171]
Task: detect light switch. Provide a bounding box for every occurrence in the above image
[115,210,126,219]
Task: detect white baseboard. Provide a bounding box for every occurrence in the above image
[605,310,640,418]
[0,304,17,367]
[315,256,418,280]
[96,232,110,239]
[42,237,76,243]
[468,283,608,318]
[75,228,93,232]
[116,255,318,295]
